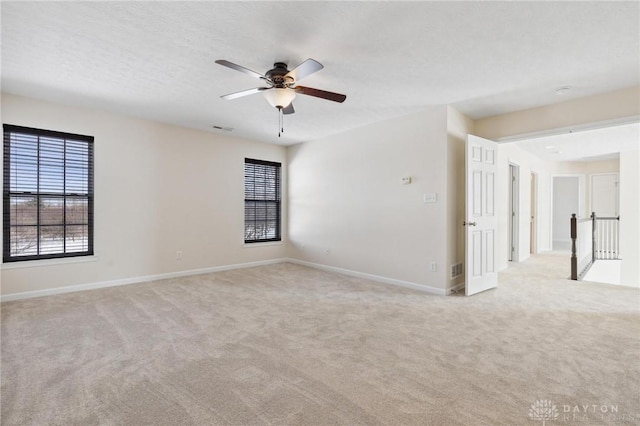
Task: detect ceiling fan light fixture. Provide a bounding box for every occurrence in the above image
[263,88,296,109]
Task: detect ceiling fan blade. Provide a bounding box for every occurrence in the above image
[282,103,295,115]
[215,60,266,80]
[221,87,270,100]
[286,58,324,82]
[294,86,346,103]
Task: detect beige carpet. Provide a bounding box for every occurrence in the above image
[1,253,639,425]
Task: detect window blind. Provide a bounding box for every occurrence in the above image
[3,124,94,262]
[244,158,281,243]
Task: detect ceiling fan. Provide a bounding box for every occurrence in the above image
[215,58,346,136]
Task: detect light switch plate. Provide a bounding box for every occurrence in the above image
[424,193,437,203]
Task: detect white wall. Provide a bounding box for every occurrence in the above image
[287,107,453,292]
[532,171,554,254]
[552,177,580,248]
[619,150,640,287]
[1,93,287,297]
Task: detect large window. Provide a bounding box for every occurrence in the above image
[3,125,94,262]
[244,158,281,243]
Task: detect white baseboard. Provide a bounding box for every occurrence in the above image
[285,258,447,296]
[448,282,465,294]
[2,257,450,302]
[1,258,287,302]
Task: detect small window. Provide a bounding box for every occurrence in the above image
[3,124,94,262]
[244,158,281,243]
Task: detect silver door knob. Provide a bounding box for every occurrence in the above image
[463,221,477,226]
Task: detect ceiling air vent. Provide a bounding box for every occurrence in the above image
[212,125,233,131]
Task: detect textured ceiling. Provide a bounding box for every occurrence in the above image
[2,1,639,145]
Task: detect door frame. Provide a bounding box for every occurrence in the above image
[509,163,520,262]
[530,171,538,254]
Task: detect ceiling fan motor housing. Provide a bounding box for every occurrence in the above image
[266,63,293,87]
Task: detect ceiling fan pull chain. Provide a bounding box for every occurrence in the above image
[278,107,284,137]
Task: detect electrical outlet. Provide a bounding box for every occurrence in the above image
[430,261,437,272]
[176,250,183,260]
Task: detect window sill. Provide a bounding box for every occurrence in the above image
[242,241,284,248]
[1,255,99,270]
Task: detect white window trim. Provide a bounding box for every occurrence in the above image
[1,255,99,270]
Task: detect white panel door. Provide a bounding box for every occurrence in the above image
[465,134,498,296]
[591,173,619,217]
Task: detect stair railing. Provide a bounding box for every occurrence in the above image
[571,212,620,280]
[593,213,620,260]
[571,213,594,280]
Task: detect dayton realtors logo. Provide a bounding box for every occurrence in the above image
[528,399,635,423]
[529,399,559,425]
[561,403,628,422]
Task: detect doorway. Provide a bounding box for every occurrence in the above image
[508,163,519,261]
[530,172,537,254]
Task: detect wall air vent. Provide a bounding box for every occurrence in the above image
[450,262,463,279]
